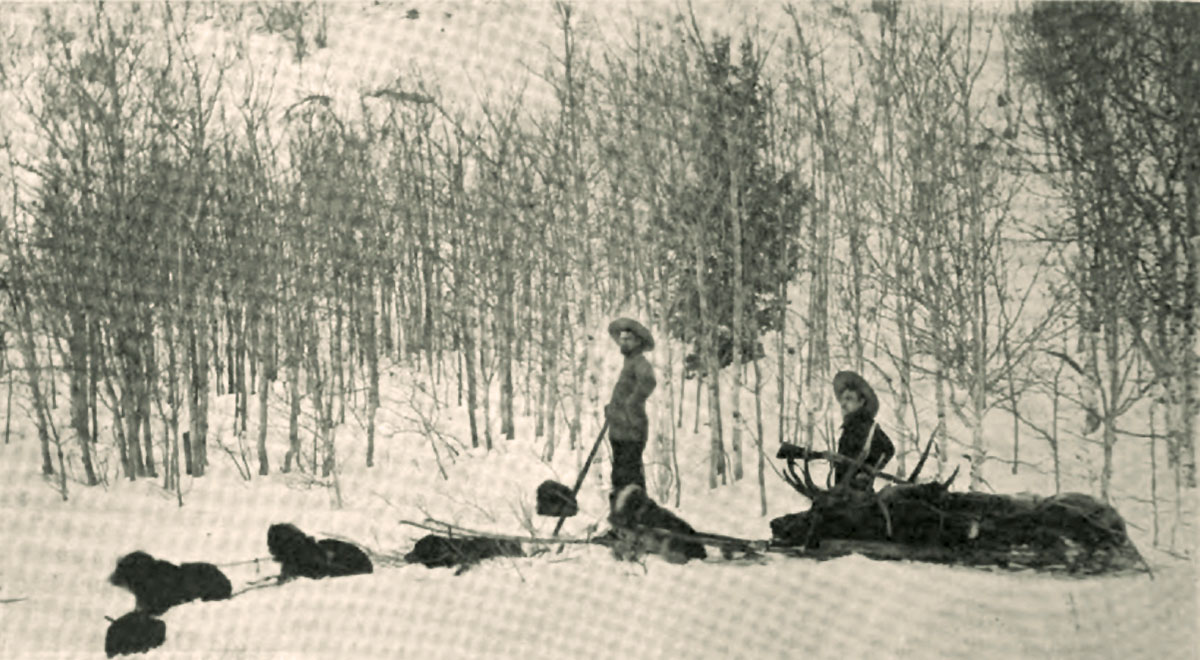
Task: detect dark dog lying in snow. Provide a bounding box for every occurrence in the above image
[607,485,708,564]
[404,534,525,569]
[267,523,374,580]
[105,611,166,657]
[109,551,232,615]
[317,538,375,577]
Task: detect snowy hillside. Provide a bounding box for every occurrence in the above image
[1,349,1196,659]
[0,1,1196,659]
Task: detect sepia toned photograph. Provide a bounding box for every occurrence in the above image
[0,1,1195,657]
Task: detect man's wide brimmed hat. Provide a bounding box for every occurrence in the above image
[833,370,879,418]
[608,318,655,351]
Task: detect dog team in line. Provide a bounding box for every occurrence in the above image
[105,524,372,657]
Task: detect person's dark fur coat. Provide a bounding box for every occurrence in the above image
[834,408,895,487]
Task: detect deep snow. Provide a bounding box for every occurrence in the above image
[1,338,1196,659]
[0,2,1196,658]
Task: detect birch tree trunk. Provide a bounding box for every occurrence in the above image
[480,302,494,451]
[141,328,157,478]
[500,264,516,441]
[542,300,564,462]
[89,319,100,455]
[462,302,481,449]
[257,310,272,476]
[235,305,248,436]
[160,309,177,490]
[754,355,766,515]
[68,307,98,484]
[777,266,788,451]
[190,308,210,477]
[567,304,582,450]
[121,332,146,478]
[284,314,303,473]
[934,365,949,478]
[969,194,988,493]
[1051,362,1061,494]
[1100,310,1121,503]
[894,291,916,477]
[365,273,380,468]
[536,266,548,441]
[322,318,339,479]
[696,236,725,488]
[805,203,830,453]
[333,294,346,427]
[1150,399,1160,547]
[729,137,744,482]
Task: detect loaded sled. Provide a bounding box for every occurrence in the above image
[768,440,1147,575]
[402,436,1147,576]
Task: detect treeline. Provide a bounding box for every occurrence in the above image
[0,2,1194,540]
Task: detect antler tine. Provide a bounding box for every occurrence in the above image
[800,452,822,498]
[907,432,938,484]
[940,465,960,491]
[782,454,822,501]
[782,459,804,493]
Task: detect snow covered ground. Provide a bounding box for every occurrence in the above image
[0,339,1195,659]
[0,2,1196,658]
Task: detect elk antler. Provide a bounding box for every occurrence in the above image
[779,444,824,500]
[907,431,939,483]
[800,451,821,496]
[940,465,960,491]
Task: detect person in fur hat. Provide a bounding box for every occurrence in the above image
[833,371,895,490]
[605,318,657,495]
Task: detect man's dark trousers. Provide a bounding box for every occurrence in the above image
[611,436,647,493]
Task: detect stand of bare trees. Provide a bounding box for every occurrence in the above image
[0,2,1192,549]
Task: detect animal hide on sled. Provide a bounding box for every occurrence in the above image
[771,486,1142,573]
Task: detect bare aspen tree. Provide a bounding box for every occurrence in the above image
[284,304,303,472]
[474,100,523,444]
[189,306,210,476]
[478,271,494,451]
[787,12,834,455]
[498,222,517,443]
[551,1,590,458]
[450,128,482,449]
[729,99,746,483]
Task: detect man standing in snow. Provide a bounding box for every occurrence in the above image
[604,318,657,496]
[833,370,895,490]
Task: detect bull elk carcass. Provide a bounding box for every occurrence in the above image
[770,436,1145,574]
